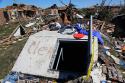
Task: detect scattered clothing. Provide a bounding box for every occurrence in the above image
[55,22,61,29]
[2,72,18,83]
[58,25,75,35]
[49,22,61,31]
[74,23,104,45]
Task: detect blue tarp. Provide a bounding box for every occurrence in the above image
[74,23,104,45]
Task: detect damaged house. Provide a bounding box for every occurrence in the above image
[0,4,40,25]
[43,4,59,15]
[0,8,9,25]
[6,4,39,20]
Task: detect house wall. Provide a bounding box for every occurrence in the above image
[51,9,58,15]
[0,11,7,25]
[44,8,59,15]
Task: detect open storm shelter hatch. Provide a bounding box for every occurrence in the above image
[50,38,91,75]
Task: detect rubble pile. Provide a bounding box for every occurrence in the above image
[103,64,123,82]
[1,17,125,83]
[1,16,125,83]
[0,16,47,46]
[1,2,125,83]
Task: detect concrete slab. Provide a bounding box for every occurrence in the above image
[12,30,98,79]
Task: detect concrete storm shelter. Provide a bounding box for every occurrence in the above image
[12,30,98,80]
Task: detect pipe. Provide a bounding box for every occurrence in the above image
[55,48,63,70]
[89,15,93,56]
[86,15,93,80]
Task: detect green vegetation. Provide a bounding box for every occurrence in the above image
[0,21,28,79]
[0,38,27,79]
[0,21,27,40]
[0,22,20,40]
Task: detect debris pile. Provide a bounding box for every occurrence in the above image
[1,2,125,83]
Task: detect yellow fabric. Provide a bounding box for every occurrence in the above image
[85,38,95,80]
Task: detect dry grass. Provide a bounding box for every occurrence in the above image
[0,38,27,79]
[0,21,29,79]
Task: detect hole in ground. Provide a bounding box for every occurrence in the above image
[52,39,90,75]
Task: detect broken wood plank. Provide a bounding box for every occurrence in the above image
[100,21,105,32]
[102,65,107,74]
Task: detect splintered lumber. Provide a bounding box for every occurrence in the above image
[112,69,118,79]
[100,21,105,32]
[99,54,111,65]
[114,65,123,82]
[111,66,118,80]
[0,38,10,44]
[102,65,107,74]
[8,25,21,39]
[117,70,123,82]
[107,66,116,80]
[100,60,123,82]
[107,66,113,80]
[106,65,123,82]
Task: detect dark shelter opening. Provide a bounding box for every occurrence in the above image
[51,39,90,75]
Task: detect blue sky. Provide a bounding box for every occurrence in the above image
[0,0,123,8]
